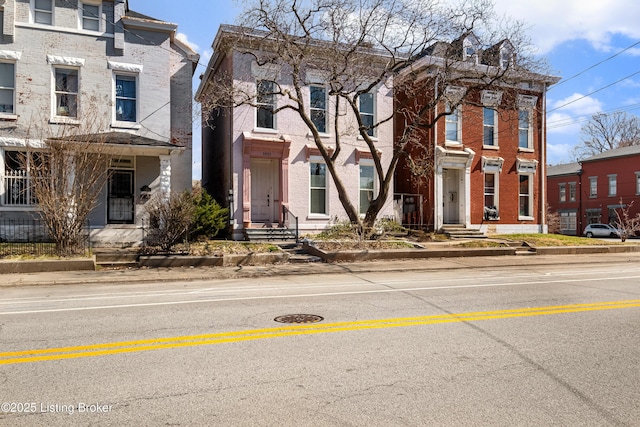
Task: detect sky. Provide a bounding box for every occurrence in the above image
[132,0,640,179]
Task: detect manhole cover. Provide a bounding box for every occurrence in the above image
[274,314,324,324]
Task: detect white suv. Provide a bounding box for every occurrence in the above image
[583,223,620,238]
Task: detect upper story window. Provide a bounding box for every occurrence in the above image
[483,107,497,147]
[589,176,597,198]
[559,183,566,202]
[115,74,137,123]
[256,80,276,130]
[518,110,532,149]
[54,68,79,118]
[32,0,53,25]
[569,182,577,202]
[80,2,101,32]
[636,172,640,195]
[0,62,15,115]
[310,85,327,134]
[359,92,375,137]
[445,103,460,143]
[608,175,617,197]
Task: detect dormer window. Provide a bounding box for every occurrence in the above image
[499,41,515,69]
[462,34,480,63]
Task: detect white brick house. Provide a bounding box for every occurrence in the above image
[0,0,197,245]
[196,25,394,240]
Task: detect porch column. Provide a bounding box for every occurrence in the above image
[159,155,171,199]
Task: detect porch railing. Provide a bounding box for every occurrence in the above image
[282,205,299,243]
[3,171,37,206]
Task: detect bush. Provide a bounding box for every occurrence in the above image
[191,189,229,240]
[145,191,195,251]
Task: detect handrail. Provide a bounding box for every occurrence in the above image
[282,205,299,243]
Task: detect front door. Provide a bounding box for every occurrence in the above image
[443,168,460,224]
[251,158,277,223]
[108,170,134,224]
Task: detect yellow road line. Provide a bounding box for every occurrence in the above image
[2,300,639,365]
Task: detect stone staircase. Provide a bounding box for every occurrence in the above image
[440,224,486,239]
[93,249,139,269]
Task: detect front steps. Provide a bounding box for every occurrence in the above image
[244,226,298,242]
[441,224,486,239]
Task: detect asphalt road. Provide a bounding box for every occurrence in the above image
[1,259,639,426]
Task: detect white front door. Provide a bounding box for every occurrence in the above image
[251,158,277,223]
[443,168,460,224]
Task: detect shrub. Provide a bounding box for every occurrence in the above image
[145,191,195,251]
[190,189,229,240]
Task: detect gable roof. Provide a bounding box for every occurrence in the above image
[547,162,581,177]
[580,145,640,163]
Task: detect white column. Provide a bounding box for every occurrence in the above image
[159,155,171,199]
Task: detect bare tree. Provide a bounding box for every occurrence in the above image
[612,199,640,242]
[200,0,546,231]
[573,112,640,159]
[24,110,112,255]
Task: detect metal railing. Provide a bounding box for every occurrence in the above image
[393,193,424,229]
[0,218,90,257]
[282,205,299,243]
[3,172,37,206]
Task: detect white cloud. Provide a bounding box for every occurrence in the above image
[550,93,603,116]
[492,0,640,53]
[175,32,199,52]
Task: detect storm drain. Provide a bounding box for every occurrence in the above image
[274,314,324,324]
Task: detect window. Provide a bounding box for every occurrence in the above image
[589,177,597,198]
[2,151,40,206]
[484,173,498,219]
[359,92,375,137]
[310,85,326,133]
[256,80,276,129]
[559,183,566,202]
[559,211,577,234]
[569,182,577,202]
[445,103,460,143]
[483,107,497,146]
[54,68,78,118]
[115,74,137,123]
[33,0,53,25]
[359,163,375,215]
[81,2,100,31]
[310,161,327,215]
[518,110,532,149]
[519,174,532,218]
[636,173,640,195]
[608,175,617,197]
[0,62,15,115]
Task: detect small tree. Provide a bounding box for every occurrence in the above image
[24,109,112,256]
[612,199,640,242]
[191,188,229,240]
[145,191,196,251]
[572,112,640,160]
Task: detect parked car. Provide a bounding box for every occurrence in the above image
[583,223,621,238]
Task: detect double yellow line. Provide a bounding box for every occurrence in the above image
[2,300,639,365]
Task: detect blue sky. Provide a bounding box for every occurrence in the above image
[132,0,640,178]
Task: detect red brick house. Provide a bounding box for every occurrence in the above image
[395,34,560,234]
[547,145,640,235]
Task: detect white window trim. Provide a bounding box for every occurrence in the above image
[112,72,140,129]
[608,174,617,197]
[358,91,376,138]
[78,0,102,32]
[569,182,577,202]
[309,84,328,135]
[518,173,534,220]
[445,102,462,146]
[50,66,81,124]
[518,109,534,151]
[636,172,640,195]
[0,59,17,119]
[254,79,277,132]
[558,182,566,203]
[483,107,498,148]
[31,0,54,26]
[308,156,329,218]
[484,171,499,220]
[589,176,598,198]
[359,159,377,217]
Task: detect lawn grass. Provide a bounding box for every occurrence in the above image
[490,233,622,246]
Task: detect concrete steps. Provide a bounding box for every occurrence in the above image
[244,227,297,242]
[441,224,486,239]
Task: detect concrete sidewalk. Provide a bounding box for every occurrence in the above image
[3,251,640,288]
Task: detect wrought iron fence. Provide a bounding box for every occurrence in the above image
[0,218,90,257]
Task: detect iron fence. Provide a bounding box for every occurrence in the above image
[0,218,90,257]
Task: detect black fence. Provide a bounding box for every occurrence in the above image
[0,219,90,257]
